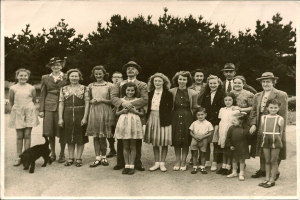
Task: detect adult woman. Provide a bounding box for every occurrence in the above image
[58,69,89,167]
[144,73,173,172]
[249,72,288,179]
[170,71,198,171]
[190,68,207,105]
[39,57,68,163]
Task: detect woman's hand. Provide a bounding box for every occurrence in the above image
[230,146,235,150]
[39,112,44,118]
[121,108,129,114]
[81,118,87,126]
[249,125,256,134]
[58,119,64,127]
[90,99,97,104]
[122,102,134,109]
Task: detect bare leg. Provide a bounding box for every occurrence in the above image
[200,151,206,166]
[270,148,280,183]
[161,146,168,162]
[129,139,136,165]
[68,144,75,159]
[99,137,107,157]
[174,147,181,167]
[60,143,66,156]
[239,159,245,176]
[192,150,198,167]
[123,140,130,165]
[76,144,85,159]
[23,127,32,150]
[153,146,160,162]
[231,158,237,175]
[263,148,271,181]
[49,136,56,156]
[93,137,101,156]
[16,129,24,157]
[181,147,189,167]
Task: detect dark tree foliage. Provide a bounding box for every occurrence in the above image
[5,10,296,95]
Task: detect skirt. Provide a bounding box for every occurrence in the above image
[114,113,144,139]
[43,111,61,137]
[9,103,39,129]
[144,111,172,146]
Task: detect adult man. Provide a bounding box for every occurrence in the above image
[221,63,257,94]
[111,61,148,171]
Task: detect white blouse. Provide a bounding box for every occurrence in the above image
[151,90,163,111]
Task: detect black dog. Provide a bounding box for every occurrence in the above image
[19,136,52,173]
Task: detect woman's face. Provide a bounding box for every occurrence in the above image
[208,78,219,91]
[194,72,204,84]
[125,86,136,98]
[261,79,274,91]
[51,63,62,73]
[17,71,29,84]
[233,78,244,91]
[178,75,188,88]
[69,72,80,84]
[154,77,164,89]
[94,69,104,82]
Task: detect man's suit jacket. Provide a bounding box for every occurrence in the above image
[222,80,257,94]
[39,74,67,112]
[110,79,148,109]
[249,88,288,159]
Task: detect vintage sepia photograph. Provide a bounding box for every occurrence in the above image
[1,0,299,198]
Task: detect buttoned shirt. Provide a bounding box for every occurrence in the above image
[225,80,233,92]
[151,89,162,111]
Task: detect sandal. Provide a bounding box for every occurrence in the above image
[263,181,275,188]
[64,158,74,166]
[101,158,109,166]
[258,180,269,187]
[75,159,83,167]
[58,154,66,163]
[89,160,101,168]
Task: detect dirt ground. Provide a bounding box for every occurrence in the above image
[2,114,298,198]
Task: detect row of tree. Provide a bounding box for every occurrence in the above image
[5,8,296,95]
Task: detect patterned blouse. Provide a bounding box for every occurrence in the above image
[59,84,89,102]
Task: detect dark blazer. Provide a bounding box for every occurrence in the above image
[146,89,173,126]
[201,88,225,126]
[39,74,67,112]
[222,80,257,94]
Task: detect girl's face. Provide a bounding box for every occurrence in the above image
[16,71,29,84]
[125,86,136,98]
[224,96,234,107]
[94,69,104,82]
[261,79,274,91]
[178,75,188,88]
[267,103,280,115]
[194,72,204,84]
[233,78,244,91]
[69,72,80,84]
[51,63,62,73]
[154,77,164,89]
[208,78,219,91]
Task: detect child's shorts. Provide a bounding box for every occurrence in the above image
[190,138,208,152]
[261,133,283,149]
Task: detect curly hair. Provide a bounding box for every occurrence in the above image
[233,75,247,85]
[148,72,171,92]
[121,82,138,98]
[266,98,281,108]
[191,68,206,79]
[90,65,109,81]
[172,71,193,87]
[15,68,31,83]
[66,68,83,84]
[224,92,237,106]
[203,74,223,95]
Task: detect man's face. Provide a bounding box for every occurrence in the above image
[126,66,139,77]
[223,70,236,80]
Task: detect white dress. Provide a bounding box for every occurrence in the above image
[218,107,240,148]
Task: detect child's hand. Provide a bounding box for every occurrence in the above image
[122,102,134,109]
[39,112,44,118]
[90,99,97,104]
[249,125,256,134]
[81,118,87,126]
[58,119,64,128]
[230,146,235,150]
[129,107,137,113]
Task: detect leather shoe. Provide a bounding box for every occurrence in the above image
[135,165,145,171]
[251,170,266,178]
[263,181,275,188]
[275,172,280,181]
[107,150,117,158]
[113,165,124,170]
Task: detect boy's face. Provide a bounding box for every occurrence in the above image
[196,111,206,121]
[267,103,280,115]
[112,73,123,84]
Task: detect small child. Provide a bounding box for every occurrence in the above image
[189,107,214,174]
[114,82,144,175]
[9,68,39,166]
[258,99,284,188]
[225,112,250,181]
[217,92,240,175]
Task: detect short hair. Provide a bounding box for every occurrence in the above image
[206,74,223,85]
[90,65,109,81]
[66,68,83,84]
[15,68,31,82]
[121,82,138,98]
[172,71,193,87]
[224,92,237,106]
[233,75,246,84]
[148,73,171,92]
[266,99,281,107]
[191,68,205,79]
[195,107,207,114]
[112,71,123,78]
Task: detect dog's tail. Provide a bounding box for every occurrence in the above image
[43,136,49,145]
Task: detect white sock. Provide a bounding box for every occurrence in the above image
[130,165,134,169]
[200,165,205,169]
[226,164,231,170]
[96,156,101,161]
[222,163,226,168]
[125,164,130,168]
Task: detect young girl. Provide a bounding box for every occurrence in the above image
[9,68,39,166]
[217,92,240,175]
[226,112,250,181]
[258,99,284,188]
[114,82,144,175]
[86,66,115,167]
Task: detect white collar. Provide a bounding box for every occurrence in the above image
[50,72,63,77]
[127,78,136,83]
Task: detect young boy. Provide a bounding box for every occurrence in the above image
[189,107,214,174]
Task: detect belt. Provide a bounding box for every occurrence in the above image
[263,132,280,135]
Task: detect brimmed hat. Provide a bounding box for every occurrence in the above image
[122,61,142,73]
[256,72,278,81]
[221,63,236,71]
[46,57,67,68]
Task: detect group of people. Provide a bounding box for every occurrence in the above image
[9,57,288,188]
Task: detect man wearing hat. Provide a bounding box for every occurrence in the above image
[111,61,148,171]
[39,57,68,163]
[221,63,257,94]
[249,72,288,181]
